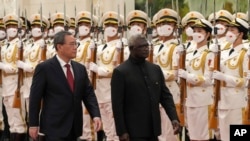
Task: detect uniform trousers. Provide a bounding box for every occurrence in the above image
[99,102,119,141]
[219,108,242,141]
[186,106,211,140]
[158,106,178,141]
[79,103,93,141]
[3,96,26,133]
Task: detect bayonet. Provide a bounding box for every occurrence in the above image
[40,2,44,33]
[24,9,29,34]
[123,1,127,38]
[235,0,238,17]
[90,0,94,38]
[64,0,68,31]
[172,0,175,10]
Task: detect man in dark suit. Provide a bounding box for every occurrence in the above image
[111,34,180,141]
[29,31,102,141]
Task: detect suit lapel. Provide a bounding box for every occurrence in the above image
[51,56,74,94]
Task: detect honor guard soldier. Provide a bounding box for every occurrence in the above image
[211,10,233,50]
[0,18,6,137]
[178,19,215,141]
[75,10,96,141]
[68,17,76,36]
[212,18,249,141]
[46,12,70,59]
[232,12,249,47]
[124,10,148,60]
[0,13,26,140]
[46,18,54,45]
[151,12,159,45]
[19,18,27,42]
[153,8,179,141]
[0,18,6,44]
[17,13,49,122]
[181,11,205,51]
[89,11,123,141]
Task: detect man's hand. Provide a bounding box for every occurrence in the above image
[172,120,181,135]
[93,117,102,132]
[119,133,129,141]
[29,127,38,140]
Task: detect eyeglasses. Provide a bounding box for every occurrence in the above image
[63,42,77,47]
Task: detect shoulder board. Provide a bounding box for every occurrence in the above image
[170,42,178,46]
[203,49,211,53]
[241,48,247,52]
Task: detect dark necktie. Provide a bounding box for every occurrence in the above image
[158,44,164,52]
[229,48,234,56]
[6,43,10,48]
[102,44,107,51]
[65,64,74,92]
[193,50,197,56]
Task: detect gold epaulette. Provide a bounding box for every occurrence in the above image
[153,42,161,46]
[170,42,178,46]
[241,48,247,52]
[203,49,211,53]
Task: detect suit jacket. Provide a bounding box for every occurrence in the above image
[111,56,179,138]
[29,56,101,137]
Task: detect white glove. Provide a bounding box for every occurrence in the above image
[210,43,219,53]
[116,40,122,50]
[0,62,15,73]
[17,40,23,48]
[186,73,199,85]
[89,40,96,49]
[176,44,185,53]
[0,62,5,70]
[16,60,33,72]
[212,70,226,81]
[89,62,98,73]
[38,39,46,48]
[178,69,187,79]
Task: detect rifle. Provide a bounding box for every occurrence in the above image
[117,3,124,64]
[176,0,185,126]
[0,44,2,86]
[90,0,97,89]
[209,0,220,129]
[40,2,46,61]
[13,7,23,108]
[145,1,153,62]
[63,0,68,31]
[244,0,250,125]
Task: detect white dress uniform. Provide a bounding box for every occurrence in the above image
[154,8,182,141]
[0,39,6,131]
[1,37,26,133]
[185,45,214,140]
[218,44,248,141]
[94,39,120,141]
[22,38,44,109]
[74,37,93,141]
[154,38,179,141]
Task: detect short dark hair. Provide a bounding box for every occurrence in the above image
[53,31,72,51]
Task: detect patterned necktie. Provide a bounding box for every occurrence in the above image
[65,64,74,92]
